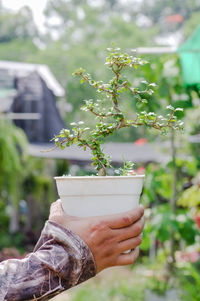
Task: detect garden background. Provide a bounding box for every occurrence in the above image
[0,0,200,300]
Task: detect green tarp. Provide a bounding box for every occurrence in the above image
[178,25,200,87]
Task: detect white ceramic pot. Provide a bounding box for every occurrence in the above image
[55,175,145,217]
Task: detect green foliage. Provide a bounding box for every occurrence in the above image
[138,55,193,116]
[142,158,200,254]
[27,0,159,133]
[146,204,198,245]
[179,263,200,301]
[143,164,174,205]
[141,0,200,33]
[140,223,152,251]
[54,47,183,175]
[0,121,27,248]
[44,0,157,50]
[0,232,24,250]
[0,120,27,204]
[0,6,39,62]
[0,199,9,232]
[24,173,54,205]
[146,277,170,296]
[0,39,38,61]
[187,108,200,166]
[143,159,198,206]
[182,11,200,39]
[178,184,200,212]
[0,6,38,43]
[70,279,144,301]
[115,160,135,176]
[0,122,55,246]
[21,157,56,229]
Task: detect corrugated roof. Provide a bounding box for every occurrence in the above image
[0,61,65,97]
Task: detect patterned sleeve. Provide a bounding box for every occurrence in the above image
[0,220,96,301]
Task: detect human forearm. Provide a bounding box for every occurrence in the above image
[0,221,96,301]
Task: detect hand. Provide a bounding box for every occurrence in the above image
[49,199,144,273]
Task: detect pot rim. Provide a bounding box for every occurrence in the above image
[54,175,145,180]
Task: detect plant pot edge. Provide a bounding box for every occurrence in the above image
[55,175,145,217]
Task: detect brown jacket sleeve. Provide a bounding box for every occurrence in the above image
[0,221,96,301]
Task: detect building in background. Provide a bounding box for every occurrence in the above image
[0,61,65,143]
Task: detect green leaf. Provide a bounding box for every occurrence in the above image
[166,105,175,110]
[175,107,183,112]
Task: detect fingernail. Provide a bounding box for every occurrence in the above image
[139,205,144,215]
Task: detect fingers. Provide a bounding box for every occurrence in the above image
[105,206,144,229]
[115,216,145,241]
[116,247,140,266]
[117,234,143,253]
[49,199,64,219]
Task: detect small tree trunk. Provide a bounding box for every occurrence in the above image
[169,129,177,268]
[98,167,106,176]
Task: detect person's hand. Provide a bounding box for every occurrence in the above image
[49,199,144,273]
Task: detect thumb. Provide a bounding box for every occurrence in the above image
[49,199,64,219]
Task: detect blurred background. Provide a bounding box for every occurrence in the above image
[0,0,200,300]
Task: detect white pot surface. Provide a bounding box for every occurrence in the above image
[55,175,145,217]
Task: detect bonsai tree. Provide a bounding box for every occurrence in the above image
[53,47,183,176]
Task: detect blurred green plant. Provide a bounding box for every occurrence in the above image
[188,109,200,167]
[0,121,56,249]
[141,159,200,258]
[70,278,145,301]
[146,277,170,296]
[179,263,200,301]
[0,199,9,232]
[178,183,200,213]
[0,120,27,204]
[0,232,24,251]
[0,120,27,246]
[143,159,198,206]
[147,205,198,245]
[21,157,56,233]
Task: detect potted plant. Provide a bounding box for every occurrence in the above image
[53,47,183,217]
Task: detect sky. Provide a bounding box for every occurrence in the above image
[2,0,48,32]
